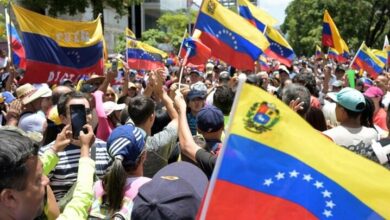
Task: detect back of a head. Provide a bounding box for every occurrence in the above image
[132,162,208,220]
[0,129,39,192]
[128,96,155,125]
[282,83,311,117]
[57,91,87,117]
[52,85,73,105]
[213,85,234,115]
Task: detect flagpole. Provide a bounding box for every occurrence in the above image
[199,76,247,220]
[178,47,191,90]
[177,29,188,58]
[5,5,13,64]
[349,42,364,69]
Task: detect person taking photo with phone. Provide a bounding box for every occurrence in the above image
[39,91,111,206]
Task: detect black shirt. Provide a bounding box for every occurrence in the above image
[195,148,217,179]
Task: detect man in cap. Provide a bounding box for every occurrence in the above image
[323,88,379,162]
[276,65,291,99]
[187,82,207,135]
[16,83,52,137]
[175,91,224,178]
[189,70,204,85]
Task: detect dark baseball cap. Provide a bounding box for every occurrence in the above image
[197,105,224,132]
[131,161,208,220]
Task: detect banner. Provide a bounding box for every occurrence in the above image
[12,4,104,84]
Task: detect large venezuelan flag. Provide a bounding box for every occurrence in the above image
[199,83,390,219]
[322,10,343,54]
[352,42,385,78]
[12,4,104,84]
[126,36,167,71]
[237,0,278,33]
[194,0,269,70]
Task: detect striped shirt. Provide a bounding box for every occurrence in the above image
[39,139,111,200]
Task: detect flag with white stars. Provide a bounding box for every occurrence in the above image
[194,0,269,70]
[199,83,390,219]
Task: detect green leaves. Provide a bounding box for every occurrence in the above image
[282,0,390,55]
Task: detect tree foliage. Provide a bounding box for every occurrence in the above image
[141,10,197,52]
[18,0,143,17]
[281,0,390,56]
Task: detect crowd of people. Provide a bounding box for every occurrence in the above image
[0,53,389,219]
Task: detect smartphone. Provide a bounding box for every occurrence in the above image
[70,104,87,139]
[111,59,118,71]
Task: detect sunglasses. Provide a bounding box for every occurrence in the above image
[105,93,116,97]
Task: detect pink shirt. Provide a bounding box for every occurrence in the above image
[93,90,114,141]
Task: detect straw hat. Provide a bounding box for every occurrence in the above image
[85,74,105,85]
[16,83,52,105]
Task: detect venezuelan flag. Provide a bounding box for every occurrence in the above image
[126,27,136,39]
[126,35,167,71]
[315,45,322,59]
[200,83,390,219]
[5,8,26,69]
[328,47,348,63]
[12,4,104,84]
[264,26,295,67]
[372,49,388,64]
[352,42,385,78]
[322,10,343,54]
[179,36,211,66]
[194,0,269,70]
[259,55,270,71]
[238,0,278,33]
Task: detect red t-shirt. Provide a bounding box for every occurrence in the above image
[374,108,388,131]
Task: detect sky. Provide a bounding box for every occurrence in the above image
[191,0,293,25]
[258,0,293,25]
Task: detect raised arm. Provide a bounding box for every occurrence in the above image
[174,91,201,162]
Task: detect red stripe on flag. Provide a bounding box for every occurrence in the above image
[355,57,378,79]
[202,180,317,219]
[199,32,255,71]
[20,59,104,84]
[127,58,165,71]
[322,34,333,48]
[265,49,293,67]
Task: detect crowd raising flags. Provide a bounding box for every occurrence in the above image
[200,83,390,219]
[315,45,322,59]
[11,3,104,84]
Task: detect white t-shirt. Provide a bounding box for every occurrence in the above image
[323,125,380,162]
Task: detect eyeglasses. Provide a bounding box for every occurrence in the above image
[105,93,116,97]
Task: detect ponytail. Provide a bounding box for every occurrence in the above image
[104,158,127,213]
[361,96,374,128]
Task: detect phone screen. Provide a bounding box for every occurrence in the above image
[111,59,118,71]
[70,104,87,139]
